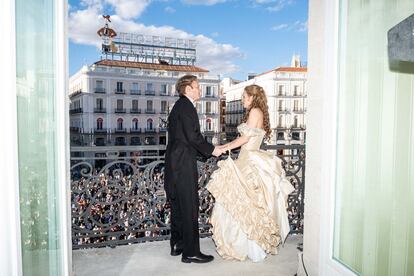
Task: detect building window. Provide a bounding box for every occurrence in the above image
[278,115,283,127]
[117,118,123,129]
[132,118,138,129]
[161,101,167,113]
[132,100,139,110]
[161,84,167,94]
[147,100,153,110]
[294,85,299,96]
[116,82,123,92]
[206,102,211,113]
[294,115,299,127]
[97,118,103,129]
[294,100,298,111]
[279,100,283,110]
[132,82,139,90]
[292,132,300,140]
[146,83,153,91]
[278,85,284,95]
[277,132,285,140]
[147,118,153,129]
[96,98,103,109]
[96,80,103,88]
[206,118,212,130]
[117,99,123,109]
[206,86,212,96]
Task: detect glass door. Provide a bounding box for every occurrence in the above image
[334,0,414,275]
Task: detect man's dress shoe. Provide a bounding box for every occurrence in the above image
[181,252,214,263]
[170,243,183,256]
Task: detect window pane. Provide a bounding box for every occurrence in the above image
[334,1,414,275]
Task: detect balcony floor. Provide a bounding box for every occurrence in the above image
[73,235,302,276]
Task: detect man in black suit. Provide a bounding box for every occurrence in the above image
[164,75,223,263]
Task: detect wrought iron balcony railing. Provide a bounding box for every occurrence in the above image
[130,89,141,95]
[70,144,305,249]
[94,108,106,113]
[130,108,141,114]
[94,87,106,93]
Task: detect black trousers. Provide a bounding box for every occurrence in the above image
[168,182,200,256]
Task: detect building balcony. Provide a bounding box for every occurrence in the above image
[94,87,105,93]
[130,108,141,114]
[293,109,307,114]
[278,109,290,114]
[69,108,83,114]
[204,94,217,98]
[71,145,304,275]
[130,128,142,133]
[130,89,141,95]
[145,109,156,114]
[144,128,156,133]
[159,127,167,133]
[93,128,108,133]
[130,140,142,145]
[114,140,127,146]
[94,108,106,113]
[115,108,126,113]
[114,89,126,94]
[204,112,218,116]
[145,90,156,96]
[159,92,169,96]
[114,128,127,133]
[160,110,168,114]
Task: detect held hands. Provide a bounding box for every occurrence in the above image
[212,144,230,157]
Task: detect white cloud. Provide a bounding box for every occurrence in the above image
[68,1,243,75]
[271,20,307,32]
[103,0,151,19]
[164,6,176,13]
[271,23,288,31]
[181,0,227,5]
[211,32,219,37]
[252,0,294,12]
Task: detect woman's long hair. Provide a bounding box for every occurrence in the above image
[242,84,272,141]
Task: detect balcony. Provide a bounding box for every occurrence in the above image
[144,128,156,133]
[71,145,304,275]
[204,94,217,99]
[130,128,142,133]
[278,109,290,114]
[129,108,141,114]
[73,236,300,275]
[159,127,167,133]
[160,110,168,114]
[94,87,105,93]
[145,109,156,114]
[69,108,83,114]
[115,108,126,113]
[145,90,156,96]
[93,128,107,133]
[293,108,307,114]
[130,89,141,95]
[114,128,127,133]
[159,92,169,96]
[94,108,106,113]
[114,89,126,94]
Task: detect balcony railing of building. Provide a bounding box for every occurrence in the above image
[130,89,141,95]
[115,108,126,113]
[70,144,305,249]
[94,87,106,93]
[160,110,168,114]
[278,108,290,114]
[130,128,142,133]
[94,108,106,113]
[159,91,169,96]
[70,108,83,114]
[226,110,245,114]
[292,108,307,114]
[145,90,156,96]
[93,128,108,133]
[145,109,156,114]
[204,94,217,98]
[130,108,141,114]
[144,128,156,133]
[114,128,127,133]
[159,127,167,133]
[115,89,126,94]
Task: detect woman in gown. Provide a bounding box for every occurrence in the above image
[206,84,295,262]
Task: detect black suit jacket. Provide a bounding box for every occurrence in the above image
[164,95,214,198]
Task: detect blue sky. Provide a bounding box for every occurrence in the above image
[69,0,308,80]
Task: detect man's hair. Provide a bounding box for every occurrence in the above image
[176,74,198,96]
